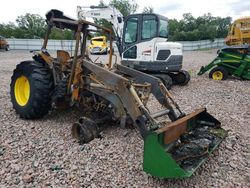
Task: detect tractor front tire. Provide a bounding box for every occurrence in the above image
[10,61,54,119]
[209,66,228,80]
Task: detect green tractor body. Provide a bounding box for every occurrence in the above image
[198,45,250,80]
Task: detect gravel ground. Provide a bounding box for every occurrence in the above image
[0,50,249,187]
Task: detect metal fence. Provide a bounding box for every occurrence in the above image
[6,38,225,51]
[180,38,225,51]
[6,39,76,51]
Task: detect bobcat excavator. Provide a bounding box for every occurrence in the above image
[10,9,226,178]
[77,5,190,89]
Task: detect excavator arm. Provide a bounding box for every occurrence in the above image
[77,6,124,42]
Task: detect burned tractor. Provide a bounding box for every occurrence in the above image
[10,10,227,178]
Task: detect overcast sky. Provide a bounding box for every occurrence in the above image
[1,0,249,23]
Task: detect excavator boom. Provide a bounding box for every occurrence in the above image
[77,6,124,41]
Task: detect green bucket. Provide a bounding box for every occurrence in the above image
[143,108,227,178]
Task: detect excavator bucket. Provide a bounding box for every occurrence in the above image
[143,108,227,178]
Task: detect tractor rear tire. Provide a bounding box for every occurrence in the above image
[209,66,228,80]
[10,61,54,119]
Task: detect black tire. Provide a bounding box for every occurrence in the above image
[209,66,228,80]
[173,70,190,86]
[5,45,10,51]
[10,61,54,119]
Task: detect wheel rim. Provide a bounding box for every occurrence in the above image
[212,71,223,80]
[14,76,30,106]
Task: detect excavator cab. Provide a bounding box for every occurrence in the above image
[121,14,181,71]
[120,13,190,87]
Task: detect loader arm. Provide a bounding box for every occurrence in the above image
[80,59,227,178]
[82,59,179,137]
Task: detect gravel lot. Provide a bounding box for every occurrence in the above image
[0,50,249,187]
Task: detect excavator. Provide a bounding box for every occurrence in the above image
[77,5,190,89]
[10,9,226,178]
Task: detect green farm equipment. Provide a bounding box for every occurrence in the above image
[10,9,227,179]
[198,45,250,80]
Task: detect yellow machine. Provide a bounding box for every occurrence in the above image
[225,16,250,45]
[10,9,227,178]
[0,36,10,51]
[88,36,110,54]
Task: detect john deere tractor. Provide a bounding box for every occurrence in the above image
[10,9,226,178]
[198,45,250,80]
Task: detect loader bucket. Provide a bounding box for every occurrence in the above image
[143,108,227,178]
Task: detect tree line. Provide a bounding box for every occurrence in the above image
[0,13,74,40]
[0,0,231,41]
[168,13,231,41]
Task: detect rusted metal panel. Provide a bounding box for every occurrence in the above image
[88,86,126,119]
[48,17,112,33]
[155,108,206,134]
[67,24,83,93]
[163,122,187,144]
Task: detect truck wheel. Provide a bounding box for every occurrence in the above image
[209,66,228,80]
[10,61,54,119]
[174,70,190,86]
